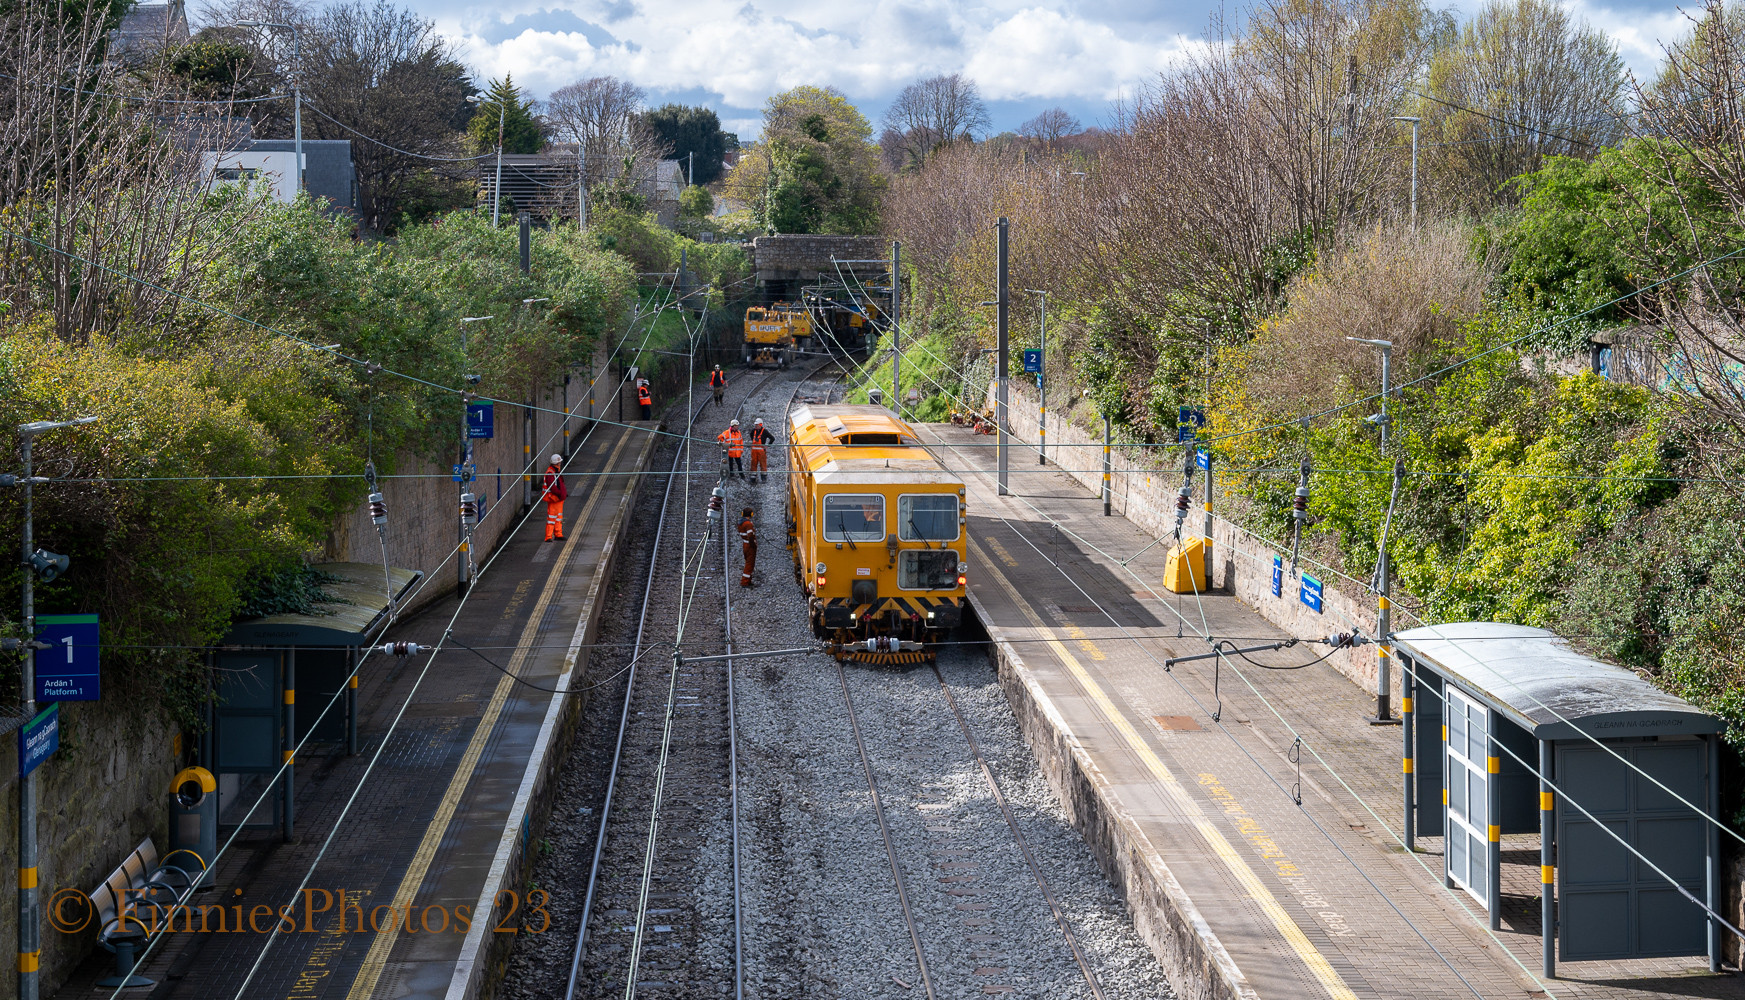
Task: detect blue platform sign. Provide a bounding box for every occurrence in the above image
[1022,349,1042,374]
[1196,449,1210,471]
[1271,556,1283,598]
[1300,573,1324,614]
[19,705,58,778]
[1177,406,1205,443]
[35,614,98,702]
[466,401,494,439]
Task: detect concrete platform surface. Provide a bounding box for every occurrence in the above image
[51,420,658,1000]
[917,422,1745,1000]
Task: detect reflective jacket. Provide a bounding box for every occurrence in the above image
[541,465,567,503]
[709,370,728,387]
[737,516,756,546]
[637,383,652,405]
[748,425,772,448]
[718,428,744,457]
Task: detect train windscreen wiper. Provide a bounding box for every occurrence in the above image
[910,517,943,549]
[830,510,857,549]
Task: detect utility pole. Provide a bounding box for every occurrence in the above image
[891,241,901,417]
[1370,459,1404,725]
[468,93,507,227]
[1102,410,1112,516]
[578,139,587,227]
[687,151,694,187]
[1202,451,1214,590]
[519,212,531,274]
[458,317,492,592]
[10,416,98,1000]
[1392,116,1420,230]
[1347,337,1393,455]
[238,21,300,193]
[1026,290,1049,464]
[995,217,1009,497]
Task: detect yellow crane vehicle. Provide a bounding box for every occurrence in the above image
[786,404,967,663]
[742,302,811,367]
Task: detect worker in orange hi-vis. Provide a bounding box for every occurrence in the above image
[709,365,728,406]
[737,506,757,587]
[718,419,745,479]
[747,417,773,483]
[541,454,568,542]
[637,379,653,420]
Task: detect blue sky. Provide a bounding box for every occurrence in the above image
[427,0,1701,142]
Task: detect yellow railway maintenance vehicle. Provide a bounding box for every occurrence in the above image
[742,306,793,368]
[786,404,967,663]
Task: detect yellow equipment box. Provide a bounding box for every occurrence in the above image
[1163,537,1209,593]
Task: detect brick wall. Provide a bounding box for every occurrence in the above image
[749,235,887,276]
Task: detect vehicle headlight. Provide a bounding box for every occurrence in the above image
[816,562,827,574]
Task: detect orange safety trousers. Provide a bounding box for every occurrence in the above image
[740,542,756,586]
[749,447,767,473]
[544,498,564,540]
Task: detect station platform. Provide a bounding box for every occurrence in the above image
[51,420,659,1000]
[915,422,1745,1000]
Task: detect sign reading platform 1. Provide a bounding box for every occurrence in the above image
[36,613,99,702]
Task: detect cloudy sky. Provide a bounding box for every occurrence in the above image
[432,0,1702,142]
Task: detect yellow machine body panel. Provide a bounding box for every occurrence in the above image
[786,404,967,660]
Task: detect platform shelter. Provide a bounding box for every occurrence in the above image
[1396,622,1724,978]
[207,562,420,839]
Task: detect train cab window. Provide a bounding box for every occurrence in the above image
[898,495,959,542]
[841,432,903,445]
[823,494,885,542]
[899,550,959,590]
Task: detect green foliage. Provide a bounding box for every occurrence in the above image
[639,104,730,185]
[1,199,635,724]
[466,74,544,155]
[588,207,748,294]
[238,565,346,618]
[749,86,883,234]
[162,38,261,99]
[678,184,713,220]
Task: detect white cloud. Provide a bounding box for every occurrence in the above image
[1558,0,1694,82]
[962,7,1187,100]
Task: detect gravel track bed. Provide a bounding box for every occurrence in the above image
[502,364,1173,1000]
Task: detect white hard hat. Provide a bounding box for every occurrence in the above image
[754,418,764,425]
[551,454,562,465]
[730,419,740,427]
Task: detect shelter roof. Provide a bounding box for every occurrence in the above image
[1393,622,1721,739]
[224,562,420,647]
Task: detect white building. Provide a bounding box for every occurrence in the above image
[201,150,298,203]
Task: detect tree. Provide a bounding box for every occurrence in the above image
[1019,107,1081,143]
[545,74,668,211]
[724,85,883,234]
[1422,0,1624,210]
[162,37,264,99]
[881,73,991,169]
[639,103,730,185]
[468,74,543,155]
[679,184,713,219]
[290,0,477,232]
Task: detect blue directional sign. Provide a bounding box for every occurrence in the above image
[19,705,58,778]
[451,463,477,483]
[1299,573,1324,614]
[1196,449,1210,471]
[466,401,494,439]
[1271,556,1283,598]
[1022,349,1042,374]
[35,614,98,702]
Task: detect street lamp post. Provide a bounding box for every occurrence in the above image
[1347,336,1399,726]
[239,21,301,195]
[468,94,507,228]
[8,415,98,1000]
[1346,337,1393,456]
[1392,116,1420,229]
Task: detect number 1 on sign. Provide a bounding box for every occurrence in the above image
[61,635,72,664]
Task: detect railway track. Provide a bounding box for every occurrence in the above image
[563,359,829,1000]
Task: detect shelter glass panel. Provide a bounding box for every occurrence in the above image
[1445,687,1490,907]
[823,494,885,542]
